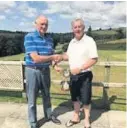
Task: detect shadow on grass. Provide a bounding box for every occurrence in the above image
[37,90,126,127]
[0,90,22,97]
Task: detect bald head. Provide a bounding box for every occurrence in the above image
[35,15,48,35]
[35,15,48,25]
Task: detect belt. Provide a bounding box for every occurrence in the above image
[26,66,49,70]
[71,71,91,77]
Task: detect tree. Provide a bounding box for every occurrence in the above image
[116,28,124,39]
[87,26,93,37]
[0,36,7,56]
[109,27,112,30]
[99,28,102,31]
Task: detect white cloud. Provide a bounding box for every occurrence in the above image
[0,1,16,11]
[44,1,126,29]
[0,15,6,20]
[4,9,11,14]
[18,21,34,32]
[18,2,37,18]
[43,1,73,15]
[19,22,25,26]
[11,15,19,20]
[0,1,126,32]
[110,2,126,21]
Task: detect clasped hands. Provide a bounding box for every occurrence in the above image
[52,54,84,75]
[52,54,63,72]
[52,54,63,63]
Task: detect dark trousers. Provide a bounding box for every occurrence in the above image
[69,71,93,105]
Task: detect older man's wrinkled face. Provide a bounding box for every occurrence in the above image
[72,20,85,40]
[35,16,48,35]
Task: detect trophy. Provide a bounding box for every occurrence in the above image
[60,69,70,91]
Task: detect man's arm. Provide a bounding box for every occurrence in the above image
[30,52,60,63]
[52,53,68,72]
[80,58,98,71]
[51,52,68,63]
[62,52,69,61]
[70,58,98,75]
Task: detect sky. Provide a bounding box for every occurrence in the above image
[0,1,126,33]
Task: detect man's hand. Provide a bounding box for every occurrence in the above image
[52,54,63,63]
[52,60,63,72]
[70,68,81,75]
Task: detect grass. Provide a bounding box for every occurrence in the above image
[106,39,126,44]
[98,50,126,61]
[0,50,126,61]
[0,86,126,111]
[92,66,126,83]
[0,53,25,61]
[0,50,126,111]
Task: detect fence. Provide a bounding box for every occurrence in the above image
[0,61,126,109]
[0,61,24,91]
[0,61,126,91]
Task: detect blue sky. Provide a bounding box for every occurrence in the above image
[0,1,126,33]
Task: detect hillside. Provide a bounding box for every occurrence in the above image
[0,27,126,57]
[92,27,126,35]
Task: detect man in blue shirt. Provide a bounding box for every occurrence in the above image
[24,15,61,128]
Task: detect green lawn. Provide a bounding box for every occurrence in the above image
[98,50,126,61]
[0,53,24,61]
[0,50,126,111]
[0,50,126,61]
[0,86,126,111]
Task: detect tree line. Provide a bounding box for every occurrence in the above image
[0,27,126,57]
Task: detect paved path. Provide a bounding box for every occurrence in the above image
[0,103,126,128]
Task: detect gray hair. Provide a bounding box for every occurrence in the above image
[71,18,85,28]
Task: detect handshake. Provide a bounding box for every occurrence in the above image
[51,54,63,63]
[51,54,64,72]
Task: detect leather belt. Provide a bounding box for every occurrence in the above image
[26,66,49,70]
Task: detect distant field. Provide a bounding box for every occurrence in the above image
[92,27,126,35]
[106,39,126,44]
[0,50,126,61]
[92,30,117,35]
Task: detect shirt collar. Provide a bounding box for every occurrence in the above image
[34,30,45,38]
[73,33,86,43]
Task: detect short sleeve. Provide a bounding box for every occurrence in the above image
[24,34,37,54]
[88,38,98,58]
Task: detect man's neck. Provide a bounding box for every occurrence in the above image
[75,32,85,41]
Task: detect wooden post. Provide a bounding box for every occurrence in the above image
[21,62,27,98]
[103,58,111,109]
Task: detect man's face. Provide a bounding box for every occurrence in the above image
[72,21,84,40]
[36,17,48,35]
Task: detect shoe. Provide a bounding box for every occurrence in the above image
[31,126,38,128]
[30,123,38,128]
[65,120,80,127]
[84,126,91,128]
[49,115,61,125]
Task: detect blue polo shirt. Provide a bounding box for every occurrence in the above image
[24,30,54,67]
